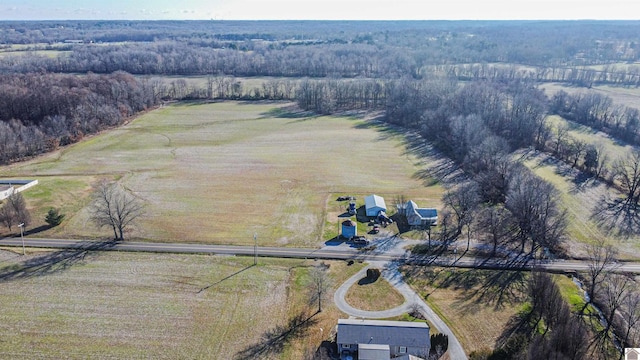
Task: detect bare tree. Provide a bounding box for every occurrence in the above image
[0,202,14,231]
[620,290,640,350]
[506,170,567,254]
[596,274,632,355]
[90,181,144,241]
[0,192,31,231]
[308,264,332,313]
[612,149,640,208]
[442,181,481,251]
[583,238,618,314]
[553,123,570,156]
[477,204,514,257]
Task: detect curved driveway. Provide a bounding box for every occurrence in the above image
[332,242,468,360]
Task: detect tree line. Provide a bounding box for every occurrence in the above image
[2,21,640,79]
[0,72,159,164]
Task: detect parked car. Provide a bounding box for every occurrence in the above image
[352,236,369,246]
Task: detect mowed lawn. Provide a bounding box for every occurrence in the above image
[0,101,440,246]
[0,249,362,359]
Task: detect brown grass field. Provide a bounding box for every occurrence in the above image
[0,101,442,246]
[0,248,366,359]
[344,272,406,311]
[402,266,530,356]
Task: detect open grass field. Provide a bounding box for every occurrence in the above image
[141,75,296,93]
[540,82,640,110]
[0,248,365,359]
[0,101,442,246]
[546,114,634,167]
[401,266,529,356]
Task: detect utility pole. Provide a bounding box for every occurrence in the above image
[254,233,257,265]
[18,223,25,255]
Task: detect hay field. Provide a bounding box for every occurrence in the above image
[0,249,363,359]
[0,250,290,359]
[0,101,440,246]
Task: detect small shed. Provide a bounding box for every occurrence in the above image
[342,219,357,239]
[365,194,387,217]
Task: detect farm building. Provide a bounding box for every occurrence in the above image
[337,319,430,359]
[0,185,12,201]
[0,180,38,201]
[342,219,357,239]
[397,200,437,227]
[364,194,386,217]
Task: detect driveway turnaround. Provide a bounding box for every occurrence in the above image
[332,238,468,360]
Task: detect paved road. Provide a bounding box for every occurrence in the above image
[5,236,640,359]
[2,237,640,273]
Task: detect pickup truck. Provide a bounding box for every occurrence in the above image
[352,236,369,246]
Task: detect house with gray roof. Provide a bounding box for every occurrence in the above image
[337,319,430,359]
[397,200,437,227]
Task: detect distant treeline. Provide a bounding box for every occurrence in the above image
[1,20,640,80]
[0,72,158,163]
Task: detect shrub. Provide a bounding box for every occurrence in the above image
[430,333,448,353]
[366,268,381,281]
[45,208,65,227]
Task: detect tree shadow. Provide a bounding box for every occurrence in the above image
[0,239,116,282]
[494,311,535,353]
[197,265,254,293]
[591,193,640,238]
[390,213,411,234]
[23,224,53,236]
[424,256,529,311]
[357,271,380,285]
[461,269,528,311]
[234,311,319,360]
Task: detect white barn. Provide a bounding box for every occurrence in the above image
[364,194,387,217]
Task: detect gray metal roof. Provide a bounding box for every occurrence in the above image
[358,343,390,360]
[337,319,430,348]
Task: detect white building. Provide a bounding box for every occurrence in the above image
[364,194,386,217]
[0,180,38,201]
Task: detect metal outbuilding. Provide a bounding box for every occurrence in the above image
[364,194,387,217]
[342,219,357,239]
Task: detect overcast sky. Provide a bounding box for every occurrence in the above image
[1,0,638,20]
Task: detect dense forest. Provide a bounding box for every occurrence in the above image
[1,20,640,359]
